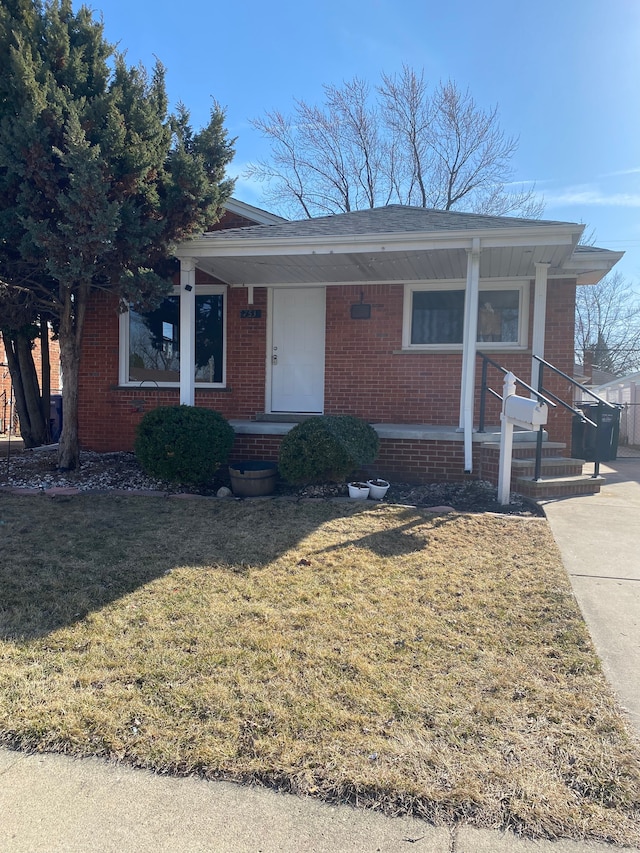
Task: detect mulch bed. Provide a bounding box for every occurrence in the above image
[285,478,542,515]
[0,447,542,516]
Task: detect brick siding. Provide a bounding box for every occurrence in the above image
[77,275,578,481]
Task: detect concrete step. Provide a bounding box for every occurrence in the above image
[515,474,605,499]
[510,456,586,477]
[481,441,567,459]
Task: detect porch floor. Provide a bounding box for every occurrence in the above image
[229,420,545,444]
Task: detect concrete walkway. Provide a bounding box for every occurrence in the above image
[1,461,640,852]
[542,458,640,738]
[0,745,633,853]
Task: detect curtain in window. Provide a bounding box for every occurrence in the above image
[411,290,465,345]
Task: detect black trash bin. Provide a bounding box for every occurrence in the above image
[571,403,620,463]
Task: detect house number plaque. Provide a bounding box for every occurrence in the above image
[240,309,262,319]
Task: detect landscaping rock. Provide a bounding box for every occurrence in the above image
[0,448,543,516]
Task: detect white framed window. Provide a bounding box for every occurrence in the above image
[119,286,227,386]
[402,281,529,350]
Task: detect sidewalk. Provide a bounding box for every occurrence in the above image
[0,745,632,853]
[1,461,639,852]
[542,458,640,737]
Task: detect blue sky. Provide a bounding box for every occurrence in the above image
[89,0,640,282]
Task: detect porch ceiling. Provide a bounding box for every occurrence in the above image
[192,242,603,287]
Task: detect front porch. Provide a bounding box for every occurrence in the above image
[78,204,623,501]
[229,419,601,497]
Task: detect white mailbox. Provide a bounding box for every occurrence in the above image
[503,394,548,431]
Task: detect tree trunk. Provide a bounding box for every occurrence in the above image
[40,320,52,443]
[57,286,87,470]
[1,329,49,447]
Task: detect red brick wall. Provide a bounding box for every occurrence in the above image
[213,210,260,231]
[78,279,269,451]
[369,438,477,483]
[540,279,577,448]
[78,276,578,456]
[0,331,61,432]
[323,280,576,445]
[229,434,478,485]
[324,284,462,423]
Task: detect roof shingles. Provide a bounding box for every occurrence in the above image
[203,204,580,241]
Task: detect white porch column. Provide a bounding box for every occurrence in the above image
[531,262,549,394]
[459,238,481,472]
[179,258,196,406]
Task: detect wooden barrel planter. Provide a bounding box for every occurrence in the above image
[228,461,278,497]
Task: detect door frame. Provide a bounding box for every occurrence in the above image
[265,286,326,414]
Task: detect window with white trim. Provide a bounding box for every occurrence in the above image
[403,282,528,349]
[120,286,226,386]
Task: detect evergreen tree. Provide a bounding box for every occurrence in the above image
[0,0,234,466]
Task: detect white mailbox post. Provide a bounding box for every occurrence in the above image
[498,373,548,505]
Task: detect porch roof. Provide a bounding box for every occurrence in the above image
[175,205,623,287]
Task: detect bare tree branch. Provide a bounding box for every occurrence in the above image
[576,272,640,377]
[379,67,432,207]
[248,68,543,219]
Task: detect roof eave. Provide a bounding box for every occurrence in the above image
[223,198,287,225]
[175,223,583,260]
[564,250,625,285]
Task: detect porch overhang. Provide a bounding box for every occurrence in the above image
[172,206,624,475]
[175,223,592,287]
[174,205,623,288]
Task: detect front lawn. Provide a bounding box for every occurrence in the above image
[0,494,638,844]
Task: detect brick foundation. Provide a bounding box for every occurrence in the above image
[228,432,479,485]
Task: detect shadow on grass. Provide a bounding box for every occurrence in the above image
[314,507,452,558]
[0,494,452,640]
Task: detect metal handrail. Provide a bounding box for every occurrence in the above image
[477,351,556,433]
[477,351,618,483]
[532,356,623,479]
[532,355,618,411]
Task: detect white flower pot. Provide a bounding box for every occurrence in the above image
[367,479,390,500]
[348,482,370,500]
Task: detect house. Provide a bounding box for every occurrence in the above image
[78,201,623,490]
[0,329,62,436]
[574,350,618,402]
[590,371,640,447]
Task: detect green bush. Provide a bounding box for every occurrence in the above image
[135,405,234,485]
[278,415,379,484]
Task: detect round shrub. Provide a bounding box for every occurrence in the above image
[278,415,379,484]
[135,405,234,485]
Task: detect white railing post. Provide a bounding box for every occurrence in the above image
[179,258,196,406]
[531,263,549,394]
[459,238,481,472]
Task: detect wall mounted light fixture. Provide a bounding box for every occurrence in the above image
[350,291,371,319]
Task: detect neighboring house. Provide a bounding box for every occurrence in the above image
[572,361,617,406]
[78,201,622,485]
[591,371,640,447]
[0,329,62,435]
[0,350,13,433]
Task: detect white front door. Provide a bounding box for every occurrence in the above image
[270,287,325,413]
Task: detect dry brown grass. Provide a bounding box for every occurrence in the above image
[0,494,639,844]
